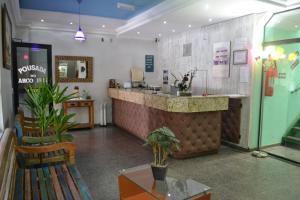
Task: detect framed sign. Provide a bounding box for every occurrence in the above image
[212,41,231,78]
[2,4,12,69]
[233,50,248,65]
[145,55,154,72]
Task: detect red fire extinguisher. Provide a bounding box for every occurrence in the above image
[264,61,278,96]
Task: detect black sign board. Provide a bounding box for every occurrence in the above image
[145,55,154,72]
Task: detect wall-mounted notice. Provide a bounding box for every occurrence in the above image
[163,69,169,84]
[145,55,154,72]
[212,42,231,78]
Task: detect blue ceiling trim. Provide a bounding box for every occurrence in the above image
[19,0,165,20]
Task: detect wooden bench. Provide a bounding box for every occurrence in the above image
[0,128,93,200]
[15,113,75,167]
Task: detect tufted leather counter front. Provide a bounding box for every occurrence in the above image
[112,99,221,158]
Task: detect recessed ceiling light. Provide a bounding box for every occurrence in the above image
[205,4,209,9]
[163,21,167,24]
[70,22,73,25]
[294,25,299,28]
[188,24,192,28]
[158,33,162,37]
[172,29,175,33]
[102,24,106,28]
[209,18,213,22]
[137,31,140,34]
[41,19,45,22]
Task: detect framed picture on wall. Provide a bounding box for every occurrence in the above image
[2,4,12,70]
[233,50,248,65]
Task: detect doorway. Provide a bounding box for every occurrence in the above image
[12,42,52,115]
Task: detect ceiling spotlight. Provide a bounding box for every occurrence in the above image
[70,22,73,25]
[102,24,106,28]
[209,18,213,22]
[163,21,167,24]
[41,19,45,22]
[158,33,162,37]
[188,24,192,28]
[205,4,209,10]
[172,29,175,33]
[294,25,299,28]
[137,31,140,34]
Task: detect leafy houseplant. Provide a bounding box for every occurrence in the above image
[171,69,196,96]
[25,80,77,143]
[144,127,180,180]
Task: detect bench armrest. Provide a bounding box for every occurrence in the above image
[15,142,76,164]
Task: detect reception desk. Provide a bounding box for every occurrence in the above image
[108,88,229,158]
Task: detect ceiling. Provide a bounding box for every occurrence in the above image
[19,0,165,20]
[12,0,291,40]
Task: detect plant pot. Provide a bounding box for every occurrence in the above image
[178,91,192,96]
[151,164,168,180]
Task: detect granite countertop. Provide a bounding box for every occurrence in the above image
[108,88,230,113]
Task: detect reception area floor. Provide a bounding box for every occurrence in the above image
[72,127,300,200]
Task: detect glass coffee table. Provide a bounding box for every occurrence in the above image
[118,165,211,200]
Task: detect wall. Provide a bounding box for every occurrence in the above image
[0,0,15,131]
[156,15,257,96]
[17,28,158,124]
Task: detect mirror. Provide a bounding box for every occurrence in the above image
[55,56,93,82]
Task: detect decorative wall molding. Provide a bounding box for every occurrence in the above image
[116,0,199,35]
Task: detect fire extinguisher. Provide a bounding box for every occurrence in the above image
[264,61,278,96]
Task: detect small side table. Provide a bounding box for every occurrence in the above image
[118,165,211,200]
[63,99,94,129]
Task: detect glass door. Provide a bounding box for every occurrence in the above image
[12,42,52,115]
[260,8,300,163]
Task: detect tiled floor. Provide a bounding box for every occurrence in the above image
[71,127,300,200]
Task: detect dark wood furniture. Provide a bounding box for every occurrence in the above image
[118,165,211,200]
[0,128,93,200]
[63,99,95,129]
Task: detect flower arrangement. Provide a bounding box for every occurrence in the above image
[171,69,196,92]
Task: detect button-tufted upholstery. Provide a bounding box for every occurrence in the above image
[221,98,241,144]
[112,99,221,158]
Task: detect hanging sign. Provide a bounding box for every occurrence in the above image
[145,55,154,72]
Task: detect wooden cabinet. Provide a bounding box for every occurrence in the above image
[63,99,94,129]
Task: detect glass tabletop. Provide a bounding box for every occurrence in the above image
[119,164,210,200]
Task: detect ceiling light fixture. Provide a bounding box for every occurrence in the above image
[41,19,45,22]
[102,24,106,28]
[172,29,175,33]
[158,33,162,37]
[74,0,86,41]
[137,31,140,34]
[209,18,213,22]
[205,4,209,9]
[163,21,167,24]
[295,25,299,28]
[188,24,192,28]
[70,22,73,25]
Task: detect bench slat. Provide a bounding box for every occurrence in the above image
[37,168,49,200]
[25,169,31,200]
[49,166,64,200]
[31,168,40,200]
[43,167,57,200]
[55,165,73,200]
[68,165,93,200]
[14,169,24,200]
[62,164,81,200]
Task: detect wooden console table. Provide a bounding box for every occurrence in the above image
[63,99,94,129]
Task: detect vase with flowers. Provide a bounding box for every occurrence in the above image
[171,69,196,96]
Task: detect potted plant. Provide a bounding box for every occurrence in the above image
[24,80,77,143]
[171,69,196,96]
[144,127,180,180]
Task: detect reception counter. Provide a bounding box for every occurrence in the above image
[108,88,229,158]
